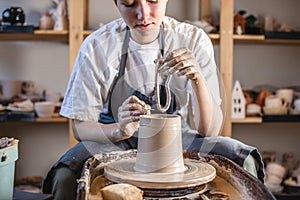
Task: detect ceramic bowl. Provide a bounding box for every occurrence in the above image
[246,103,261,115]
[34,101,55,118]
[294,99,300,111]
[263,106,288,115]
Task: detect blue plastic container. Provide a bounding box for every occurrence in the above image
[0,139,19,200]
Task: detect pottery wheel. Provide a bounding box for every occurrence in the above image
[104,158,216,190]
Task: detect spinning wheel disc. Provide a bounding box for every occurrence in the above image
[104,158,216,190]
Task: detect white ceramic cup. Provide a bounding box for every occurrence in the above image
[34,101,55,118]
[265,95,282,108]
[294,99,300,111]
[276,89,294,108]
[246,103,261,115]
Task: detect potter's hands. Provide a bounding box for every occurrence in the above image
[115,96,151,141]
[158,48,201,83]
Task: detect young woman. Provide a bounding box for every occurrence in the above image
[43,0,264,199]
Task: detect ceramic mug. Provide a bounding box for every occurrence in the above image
[265,95,283,108]
[276,89,294,108]
[294,99,300,111]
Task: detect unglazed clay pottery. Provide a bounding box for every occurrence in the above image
[134,114,185,173]
[263,95,288,115]
[39,12,54,30]
[276,89,294,108]
[0,80,23,99]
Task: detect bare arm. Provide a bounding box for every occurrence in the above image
[190,73,223,136]
[72,96,150,143]
[72,119,120,142]
[159,48,223,136]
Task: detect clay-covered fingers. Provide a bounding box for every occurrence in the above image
[120,96,149,115]
[157,48,199,80]
[127,95,146,105]
[118,112,140,123]
[117,96,151,141]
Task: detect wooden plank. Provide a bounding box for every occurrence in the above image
[0,31,68,42]
[68,0,85,147]
[232,117,262,124]
[200,0,212,23]
[69,0,84,72]
[233,34,265,40]
[219,0,234,137]
[35,117,68,123]
[84,0,89,29]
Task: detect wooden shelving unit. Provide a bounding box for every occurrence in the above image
[0,30,68,42]
[233,34,300,45]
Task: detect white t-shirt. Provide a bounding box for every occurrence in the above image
[60,16,221,122]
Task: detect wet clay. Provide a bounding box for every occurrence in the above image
[134,114,185,173]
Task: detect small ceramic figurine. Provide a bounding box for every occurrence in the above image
[53,0,68,31]
[21,81,35,96]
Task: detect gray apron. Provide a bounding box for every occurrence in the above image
[43,26,265,194]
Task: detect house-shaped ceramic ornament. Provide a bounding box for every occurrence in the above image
[232,80,246,119]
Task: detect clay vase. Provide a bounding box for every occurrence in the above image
[39,13,55,30]
[134,114,185,173]
[0,80,23,99]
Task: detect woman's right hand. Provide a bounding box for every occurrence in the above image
[116,95,150,141]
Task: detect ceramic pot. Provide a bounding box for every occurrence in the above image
[34,101,55,118]
[0,80,23,99]
[134,114,185,173]
[276,89,294,108]
[39,13,55,30]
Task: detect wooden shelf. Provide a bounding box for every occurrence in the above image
[35,116,68,123]
[232,117,263,124]
[233,34,300,45]
[233,34,265,40]
[0,30,68,42]
[84,30,93,36]
[208,33,220,44]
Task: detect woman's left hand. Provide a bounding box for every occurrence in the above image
[158,47,200,82]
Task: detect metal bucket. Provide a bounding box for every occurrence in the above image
[0,138,19,200]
